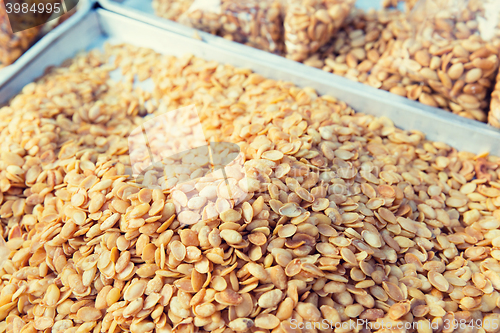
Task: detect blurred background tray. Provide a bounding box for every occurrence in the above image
[1,4,499,157]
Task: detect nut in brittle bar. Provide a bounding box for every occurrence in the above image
[128,105,252,226]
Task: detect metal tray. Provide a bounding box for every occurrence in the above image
[0,0,95,85]
[96,0,406,52]
[0,5,499,156]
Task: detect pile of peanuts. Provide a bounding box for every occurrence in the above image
[302,8,404,84]
[152,0,500,128]
[302,8,461,115]
[2,42,500,333]
[153,0,355,57]
[283,0,355,62]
